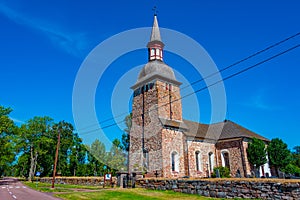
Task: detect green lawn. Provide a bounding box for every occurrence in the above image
[54,188,221,200]
[23,181,257,200]
[23,181,103,193]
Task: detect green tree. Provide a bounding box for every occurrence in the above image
[267,138,291,177]
[121,114,131,152]
[292,146,300,168]
[86,139,106,176]
[106,138,126,174]
[246,137,267,177]
[69,133,87,176]
[53,121,76,176]
[0,106,16,176]
[282,163,300,176]
[14,153,30,177]
[294,146,300,154]
[18,116,53,181]
[283,146,300,176]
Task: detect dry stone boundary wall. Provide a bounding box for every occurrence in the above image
[137,178,300,199]
[40,177,116,186]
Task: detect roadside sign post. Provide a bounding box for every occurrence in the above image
[36,171,41,187]
[104,173,112,188]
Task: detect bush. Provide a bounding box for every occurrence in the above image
[282,163,300,176]
[212,166,230,178]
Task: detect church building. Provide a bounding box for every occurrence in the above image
[128,15,271,178]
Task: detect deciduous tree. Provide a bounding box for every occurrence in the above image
[0,106,16,176]
[246,137,267,177]
[267,138,291,177]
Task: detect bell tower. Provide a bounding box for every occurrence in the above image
[129,15,186,178]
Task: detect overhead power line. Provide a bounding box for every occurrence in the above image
[75,32,300,132]
[78,43,300,136]
[76,32,300,132]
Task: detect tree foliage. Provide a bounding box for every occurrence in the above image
[17,116,53,181]
[267,138,291,176]
[121,114,131,152]
[107,138,127,174]
[0,106,16,176]
[0,104,128,178]
[247,137,267,173]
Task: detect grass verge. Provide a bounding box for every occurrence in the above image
[23,181,260,200]
[54,188,221,200]
[23,181,103,193]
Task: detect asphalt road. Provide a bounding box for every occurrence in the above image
[0,178,61,200]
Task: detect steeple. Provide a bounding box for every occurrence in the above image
[147,15,164,61]
[150,15,162,42]
[132,14,180,90]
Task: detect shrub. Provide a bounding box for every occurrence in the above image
[282,163,300,176]
[212,166,230,178]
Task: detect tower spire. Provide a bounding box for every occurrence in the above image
[147,14,164,61]
[150,15,162,42]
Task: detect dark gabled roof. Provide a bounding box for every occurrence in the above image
[183,119,269,142]
[159,118,188,130]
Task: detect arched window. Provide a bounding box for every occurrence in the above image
[195,151,202,171]
[208,152,214,172]
[221,150,230,169]
[171,151,179,172]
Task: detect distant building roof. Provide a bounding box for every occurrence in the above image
[183,119,269,142]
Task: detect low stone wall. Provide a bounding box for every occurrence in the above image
[40,177,116,186]
[136,178,300,199]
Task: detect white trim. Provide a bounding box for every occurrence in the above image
[220,149,230,168]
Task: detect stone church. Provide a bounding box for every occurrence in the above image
[128,15,271,178]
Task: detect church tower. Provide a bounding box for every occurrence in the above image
[129,15,187,178]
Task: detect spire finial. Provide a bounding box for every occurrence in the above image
[152,6,158,16]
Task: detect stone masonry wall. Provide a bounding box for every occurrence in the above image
[129,81,162,173]
[129,80,184,177]
[187,141,216,178]
[137,178,300,199]
[242,141,253,176]
[40,177,116,186]
[156,80,182,121]
[161,128,186,178]
[216,140,246,177]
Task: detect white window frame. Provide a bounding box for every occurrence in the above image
[171,151,179,172]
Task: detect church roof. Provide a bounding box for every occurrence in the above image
[183,119,269,142]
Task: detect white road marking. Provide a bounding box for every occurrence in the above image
[12,195,17,199]
[9,191,12,194]
[22,186,26,188]
[9,186,13,188]
[15,186,20,188]
[1,186,5,188]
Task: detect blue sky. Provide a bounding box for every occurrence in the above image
[0,0,299,149]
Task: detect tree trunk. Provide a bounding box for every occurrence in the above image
[28,146,34,181]
[254,166,260,178]
[28,146,38,181]
[33,151,38,177]
[276,166,280,177]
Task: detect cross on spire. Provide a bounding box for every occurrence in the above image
[152,6,158,16]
